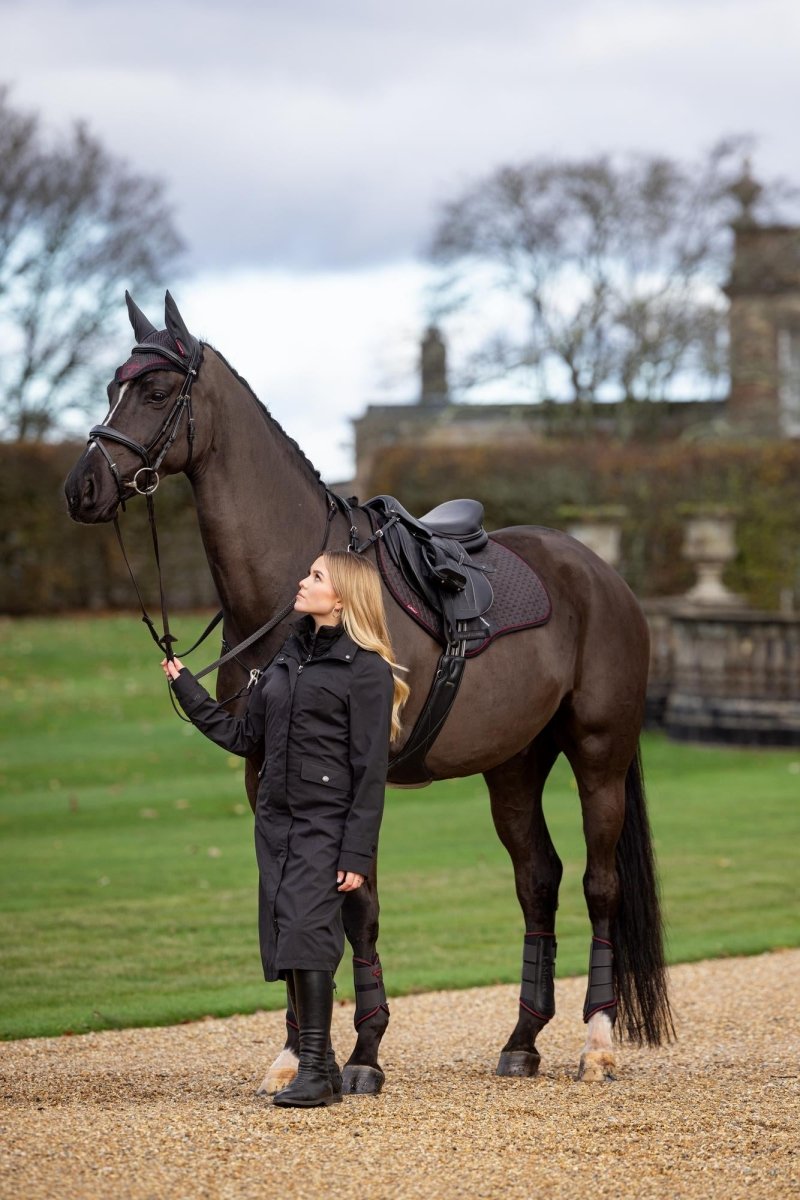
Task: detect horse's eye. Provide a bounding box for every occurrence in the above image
[149,391,168,404]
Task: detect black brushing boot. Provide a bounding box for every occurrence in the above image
[273,970,341,1108]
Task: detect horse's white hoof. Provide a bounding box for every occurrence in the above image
[256,1049,299,1095]
[577,1050,617,1082]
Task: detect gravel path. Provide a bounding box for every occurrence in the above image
[1,950,798,1200]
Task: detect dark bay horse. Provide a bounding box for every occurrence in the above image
[64,293,673,1091]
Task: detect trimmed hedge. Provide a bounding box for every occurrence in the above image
[364,437,800,611]
[4,436,799,614]
[0,442,216,615]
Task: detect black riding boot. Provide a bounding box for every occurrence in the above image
[273,970,341,1108]
[285,970,342,1097]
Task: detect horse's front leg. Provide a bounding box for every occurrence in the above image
[256,978,300,1094]
[256,867,388,1097]
[243,757,300,1097]
[340,861,389,1094]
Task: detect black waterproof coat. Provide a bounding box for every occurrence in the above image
[171,618,393,981]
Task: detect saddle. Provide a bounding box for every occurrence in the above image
[361,495,494,647]
[349,492,552,786]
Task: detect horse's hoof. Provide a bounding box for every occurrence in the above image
[256,1049,299,1095]
[496,1050,541,1077]
[577,1051,616,1082]
[341,1064,385,1095]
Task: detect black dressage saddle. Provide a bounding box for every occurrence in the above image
[361,494,494,647]
[348,492,551,785]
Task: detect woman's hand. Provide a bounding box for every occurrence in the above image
[337,871,364,892]
[160,656,185,681]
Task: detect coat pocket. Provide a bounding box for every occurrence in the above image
[299,759,346,789]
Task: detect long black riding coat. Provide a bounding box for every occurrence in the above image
[171,618,393,981]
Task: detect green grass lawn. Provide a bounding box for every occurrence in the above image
[1,613,798,1039]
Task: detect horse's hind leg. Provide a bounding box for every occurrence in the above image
[340,863,389,1095]
[569,742,673,1081]
[569,760,627,1083]
[486,732,563,1078]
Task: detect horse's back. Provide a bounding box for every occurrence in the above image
[489,523,648,638]
[489,523,650,722]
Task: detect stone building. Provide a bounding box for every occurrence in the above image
[350,174,800,745]
[353,169,800,496]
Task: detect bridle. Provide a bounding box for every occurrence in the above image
[84,339,203,668]
[84,338,346,705]
[88,339,200,506]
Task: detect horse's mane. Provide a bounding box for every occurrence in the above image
[207,343,326,490]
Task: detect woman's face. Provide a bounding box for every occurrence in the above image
[294,557,342,625]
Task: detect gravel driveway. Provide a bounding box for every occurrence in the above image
[2,950,798,1200]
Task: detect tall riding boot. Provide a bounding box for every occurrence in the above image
[273,970,341,1107]
[286,970,342,1097]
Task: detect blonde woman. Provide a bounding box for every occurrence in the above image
[163,550,408,1108]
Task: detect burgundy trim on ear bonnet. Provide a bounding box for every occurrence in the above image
[114,331,188,383]
[114,291,198,382]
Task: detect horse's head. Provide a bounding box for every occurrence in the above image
[65,291,206,523]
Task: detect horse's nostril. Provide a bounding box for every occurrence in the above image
[83,476,95,505]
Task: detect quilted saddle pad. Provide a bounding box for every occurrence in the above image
[375,534,552,657]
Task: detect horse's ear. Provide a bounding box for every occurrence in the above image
[125,291,158,342]
[164,290,198,359]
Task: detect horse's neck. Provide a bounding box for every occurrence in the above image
[189,353,328,636]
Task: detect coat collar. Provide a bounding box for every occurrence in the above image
[280,622,360,665]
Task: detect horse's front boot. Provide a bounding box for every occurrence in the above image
[327,1045,343,1097]
[273,971,341,1108]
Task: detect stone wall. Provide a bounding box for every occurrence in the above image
[657,607,800,746]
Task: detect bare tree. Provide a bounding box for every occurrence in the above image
[429,140,792,405]
[0,86,183,440]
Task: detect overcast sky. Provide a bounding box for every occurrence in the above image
[2,0,798,479]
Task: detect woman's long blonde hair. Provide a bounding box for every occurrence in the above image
[323,550,409,742]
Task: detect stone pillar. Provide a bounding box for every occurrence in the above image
[724,164,800,434]
[420,327,449,407]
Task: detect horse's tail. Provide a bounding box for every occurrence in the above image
[613,744,675,1046]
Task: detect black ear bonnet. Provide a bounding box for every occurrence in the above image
[115,291,202,383]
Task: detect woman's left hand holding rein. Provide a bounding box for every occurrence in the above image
[161,656,184,681]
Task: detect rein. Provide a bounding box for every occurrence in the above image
[86,346,346,709]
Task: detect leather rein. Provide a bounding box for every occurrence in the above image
[86,342,343,706]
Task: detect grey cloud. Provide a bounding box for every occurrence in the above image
[1,0,797,273]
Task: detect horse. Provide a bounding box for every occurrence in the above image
[64,292,673,1092]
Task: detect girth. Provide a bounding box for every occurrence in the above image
[387,649,465,785]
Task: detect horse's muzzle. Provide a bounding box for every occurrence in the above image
[64,453,123,524]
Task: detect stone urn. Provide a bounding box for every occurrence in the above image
[680,507,744,607]
[558,505,627,569]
